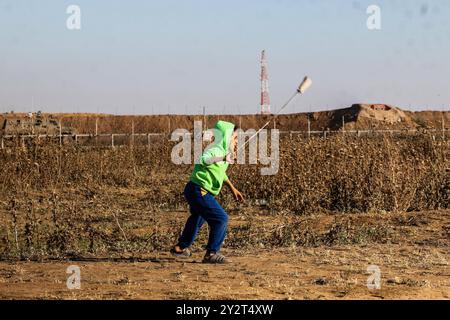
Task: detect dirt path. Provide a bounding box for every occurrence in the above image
[0,244,448,300]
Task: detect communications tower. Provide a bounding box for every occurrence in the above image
[260,50,271,114]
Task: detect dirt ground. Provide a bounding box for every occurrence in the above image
[1,185,448,300]
[0,218,448,300]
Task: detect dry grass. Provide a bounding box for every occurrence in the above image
[0,134,448,259]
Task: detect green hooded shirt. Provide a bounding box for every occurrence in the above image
[190,120,235,196]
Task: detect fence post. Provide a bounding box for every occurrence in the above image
[59,120,62,146]
[95,117,99,145]
[168,117,171,137]
[111,134,115,148]
[307,118,311,139]
[131,120,135,147]
[147,133,151,151]
[203,106,206,131]
[443,115,445,140]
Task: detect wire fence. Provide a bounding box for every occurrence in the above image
[1,128,449,149]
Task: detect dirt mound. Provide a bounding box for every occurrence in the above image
[1,106,448,134]
[357,104,409,123]
[320,104,415,130]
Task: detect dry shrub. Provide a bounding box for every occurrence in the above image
[0,134,448,212]
[226,216,393,249]
[226,134,448,213]
[0,133,448,259]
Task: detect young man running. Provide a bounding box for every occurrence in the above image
[171,120,244,263]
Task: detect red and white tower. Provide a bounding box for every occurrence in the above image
[260,50,271,114]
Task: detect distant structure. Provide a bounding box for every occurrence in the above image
[260,50,271,114]
[1,111,74,135]
[370,104,391,111]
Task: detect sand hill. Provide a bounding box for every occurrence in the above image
[1,104,448,134]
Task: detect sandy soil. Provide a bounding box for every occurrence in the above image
[0,243,448,300]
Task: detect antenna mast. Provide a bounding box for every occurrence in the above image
[260,50,271,114]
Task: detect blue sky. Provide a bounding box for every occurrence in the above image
[0,0,449,114]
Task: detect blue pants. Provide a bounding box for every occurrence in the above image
[177,181,228,253]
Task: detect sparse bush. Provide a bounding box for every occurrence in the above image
[0,134,448,259]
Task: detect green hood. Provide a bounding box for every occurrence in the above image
[189,120,235,196]
[213,120,235,153]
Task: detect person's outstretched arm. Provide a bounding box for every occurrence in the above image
[202,150,235,165]
[224,179,244,202]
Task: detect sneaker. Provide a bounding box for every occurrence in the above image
[202,252,230,264]
[170,245,192,258]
